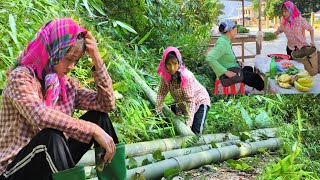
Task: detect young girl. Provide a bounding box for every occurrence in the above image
[0,18,117,180]
[156,46,211,134]
[274,1,315,57]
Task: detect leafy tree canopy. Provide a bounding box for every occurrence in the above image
[252,0,320,19]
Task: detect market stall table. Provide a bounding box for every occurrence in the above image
[254,55,310,94]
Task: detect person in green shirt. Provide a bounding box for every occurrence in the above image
[206,20,264,91]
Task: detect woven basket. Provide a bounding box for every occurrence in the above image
[291,46,318,76]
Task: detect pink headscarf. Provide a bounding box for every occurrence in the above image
[282,1,301,28]
[157,46,188,88]
[16,18,87,106]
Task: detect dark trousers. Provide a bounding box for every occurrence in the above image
[286,46,293,59]
[171,104,210,134]
[242,66,264,91]
[0,110,118,180]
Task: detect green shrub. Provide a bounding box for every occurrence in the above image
[237,25,249,33]
[264,32,277,41]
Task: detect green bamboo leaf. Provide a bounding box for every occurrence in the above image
[82,0,95,17]
[254,110,270,128]
[142,101,152,116]
[130,35,140,43]
[255,95,262,102]
[127,157,138,169]
[8,14,21,50]
[112,81,128,92]
[115,21,138,34]
[279,155,292,172]
[226,159,237,168]
[240,107,252,128]
[164,168,180,178]
[297,108,302,131]
[8,14,16,38]
[2,39,14,59]
[276,94,283,102]
[141,158,152,166]
[74,0,80,9]
[138,28,153,45]
[235,164,243,170]
[231,131,241,137]
[258,148,267,153]
[239,133,251,142]
[152,150,165,161]
[135,45,139,57]
[89,0,106,16]
[210,142,218,148]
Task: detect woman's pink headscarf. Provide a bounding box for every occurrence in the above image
[282,1,301,28]
[16,18,87,106]
[157,46,188,88]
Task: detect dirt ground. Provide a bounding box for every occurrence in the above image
[162,155,273,180]
[181,165,257,180]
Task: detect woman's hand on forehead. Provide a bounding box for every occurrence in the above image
[85,32,104,69]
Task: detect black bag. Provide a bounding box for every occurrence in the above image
[219,67,244,87]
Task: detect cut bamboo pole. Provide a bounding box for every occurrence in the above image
[124,128,276,157]
[77,128,276,166]
[126,140,238,168]
[126,138,281,179]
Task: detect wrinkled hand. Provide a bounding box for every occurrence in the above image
[85,32,103,68]
[225,70,237,78]
[93,125,116,163]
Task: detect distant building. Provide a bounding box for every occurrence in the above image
[236,3,266,26]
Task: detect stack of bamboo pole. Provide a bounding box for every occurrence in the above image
[80,128,280,179]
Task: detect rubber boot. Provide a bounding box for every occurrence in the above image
[96,142,126,180]
[52,165,86,180]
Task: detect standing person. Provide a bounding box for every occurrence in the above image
[0,18,118,180]
[206,19,264,91]
[274,1,315,57]
[156,46,211,134]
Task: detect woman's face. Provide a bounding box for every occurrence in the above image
[282,8,290,18]
[53,40,84,78]
[229,27,238,39]
[165,58,179,75]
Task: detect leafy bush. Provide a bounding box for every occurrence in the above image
[264,32,277,41]
[237,25,250,33]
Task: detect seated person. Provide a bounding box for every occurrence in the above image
[0,18,117,180]
[206,20,264,91]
